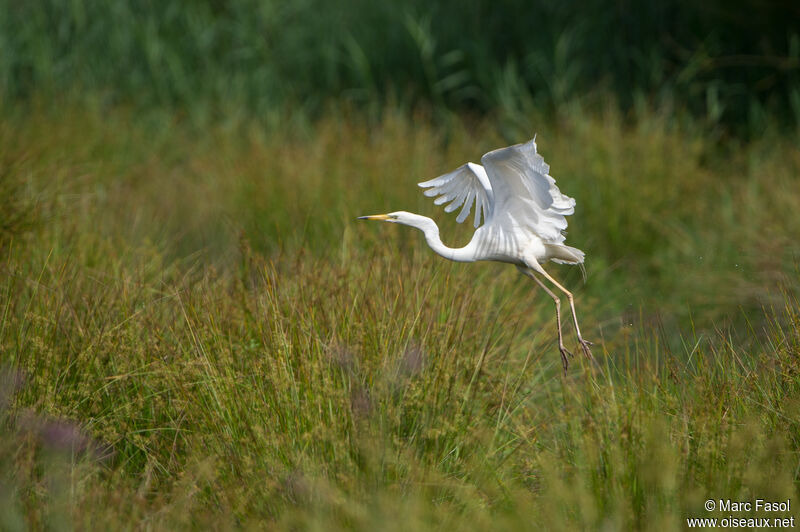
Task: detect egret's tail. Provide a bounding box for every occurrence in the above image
[546,244,585,265]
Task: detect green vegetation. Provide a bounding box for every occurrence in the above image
[2,0,799,134]
[1,1,799,527]
[1,101,799,529]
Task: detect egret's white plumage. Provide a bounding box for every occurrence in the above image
[360,137,593,372]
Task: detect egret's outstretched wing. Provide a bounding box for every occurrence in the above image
[481,138,575,243]
[418,162,493,228]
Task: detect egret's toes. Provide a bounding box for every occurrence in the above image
[559,346,574,375]
[579,340,594,361]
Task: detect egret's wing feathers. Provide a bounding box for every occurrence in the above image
[481,138,575,243]
[418,162,493,228]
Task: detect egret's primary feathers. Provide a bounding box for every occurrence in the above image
[360,137,593,373]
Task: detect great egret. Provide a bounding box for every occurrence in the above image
[359,137,593,373]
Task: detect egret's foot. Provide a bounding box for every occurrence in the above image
[578,339,594,361]
[559,346,574,375]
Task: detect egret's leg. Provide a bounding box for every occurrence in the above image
[534,266,594,361]
[519,267,572,375]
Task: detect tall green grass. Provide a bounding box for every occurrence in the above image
[1,103,799,528]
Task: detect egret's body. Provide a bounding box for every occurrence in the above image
[360,137,592,372]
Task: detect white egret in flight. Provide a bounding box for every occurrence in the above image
[359,137,593,373]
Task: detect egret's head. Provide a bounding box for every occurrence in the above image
[358,211,433,230]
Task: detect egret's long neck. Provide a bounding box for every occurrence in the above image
[409,216,477,263]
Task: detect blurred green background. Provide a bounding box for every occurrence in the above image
[2,0,799,134]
